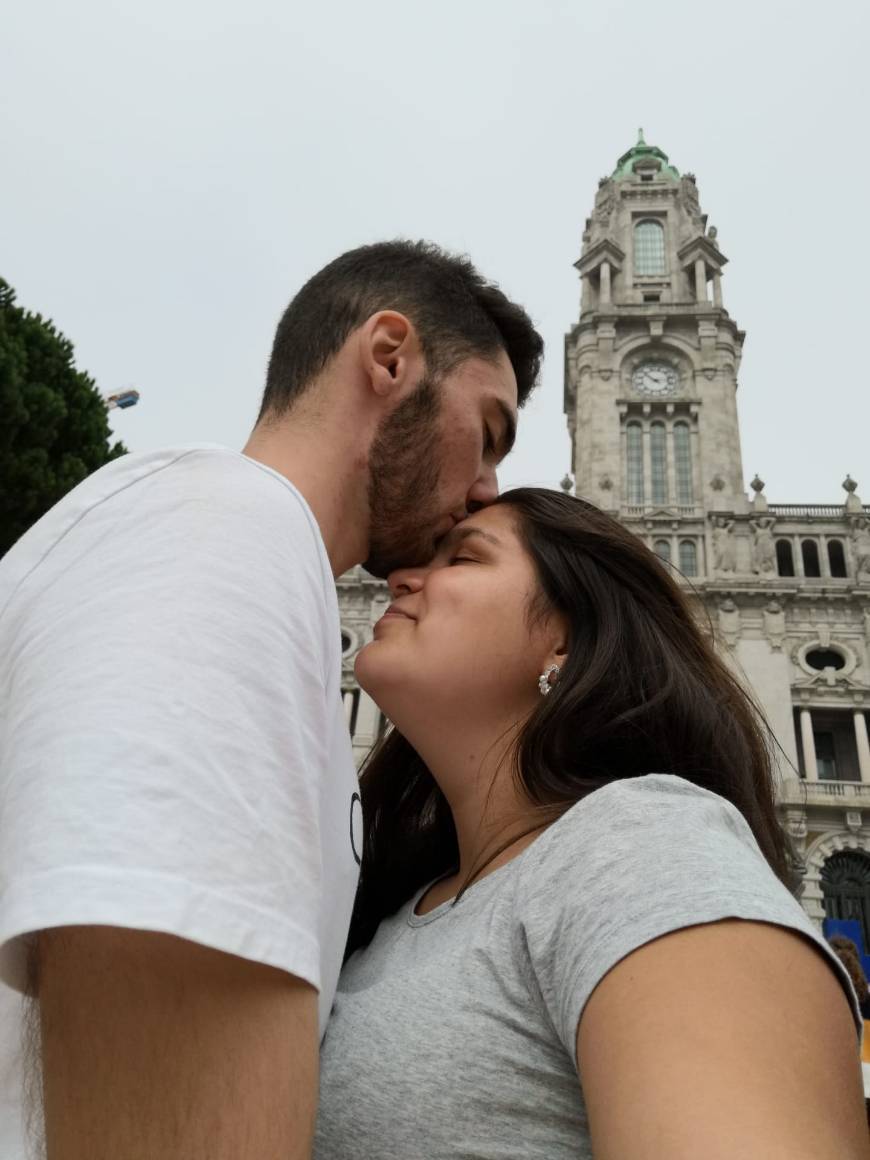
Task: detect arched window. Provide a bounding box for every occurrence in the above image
[822,851,870,954]
[679,540,697,576]
[654,539,671,564]
[634,220,666,275]
[828,539,847,578]
[626,422,644,504]
[776,539,795,577]
[802,539,821,578]
[673,422,693,503]
[650,422,667,504]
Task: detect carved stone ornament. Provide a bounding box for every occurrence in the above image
[599,475,614,491]
[785,810,807,843]
[594,188,615,225]
[763,601,786,651]
[846,811,863,835]
[750,517,777,576]
[851,516,870,584]
[712,517,736,574]
[710,475,726,492]
[717,597,741,648]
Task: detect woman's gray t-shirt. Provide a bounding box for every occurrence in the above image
[315,774,862,1159]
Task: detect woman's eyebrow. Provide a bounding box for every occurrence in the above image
[440,526,504,554]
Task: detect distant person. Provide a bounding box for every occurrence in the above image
[315,489,867,1159]
[830,936,870,1020]
[0,241,543,1160]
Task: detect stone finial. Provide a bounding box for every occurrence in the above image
[843,474,863,513]
[560,474,574,494]
[637,127,645,145]
[749,474,768,513]
[707,225,718,240]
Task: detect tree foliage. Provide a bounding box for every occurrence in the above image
[0,278,127,557]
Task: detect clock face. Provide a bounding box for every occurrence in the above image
[632,361,679,396]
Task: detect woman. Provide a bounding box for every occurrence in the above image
[315,489,866,1158]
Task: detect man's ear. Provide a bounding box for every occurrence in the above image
[358,311,424,398]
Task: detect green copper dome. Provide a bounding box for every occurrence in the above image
[612,129,680,182]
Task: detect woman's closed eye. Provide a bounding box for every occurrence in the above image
[449,555,478,566]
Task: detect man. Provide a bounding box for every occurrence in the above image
[0,239,543,1159]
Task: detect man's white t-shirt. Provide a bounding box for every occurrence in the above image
[0,445,361,1158]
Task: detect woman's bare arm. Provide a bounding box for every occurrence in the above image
[577,918,868,1160]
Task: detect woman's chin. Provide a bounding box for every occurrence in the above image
[353,644,393,702]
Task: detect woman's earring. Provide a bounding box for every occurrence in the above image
[538,664,560,697]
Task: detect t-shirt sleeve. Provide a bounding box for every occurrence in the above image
[0,456,334,994]
[516,773,864,1067]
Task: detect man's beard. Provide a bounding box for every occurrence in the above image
[363,376,445,578]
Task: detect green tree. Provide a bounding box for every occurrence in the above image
[0,278,127,557]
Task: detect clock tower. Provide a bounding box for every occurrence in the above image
[564,131,747,577]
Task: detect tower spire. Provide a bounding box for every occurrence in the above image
[637,127,645,145]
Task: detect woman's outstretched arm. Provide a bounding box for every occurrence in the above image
[577,918,868,1160]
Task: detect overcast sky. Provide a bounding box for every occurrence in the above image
[3,0,867,503]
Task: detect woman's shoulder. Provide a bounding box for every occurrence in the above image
[526,773,754,861]
[516,772,775,912]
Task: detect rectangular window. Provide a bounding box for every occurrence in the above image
[650,424,667,505]
[814,731,838,780]
[634,221,666,276]
[626,424,644,504]
[673,424,693,504]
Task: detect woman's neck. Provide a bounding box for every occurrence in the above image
[404,711,540,888]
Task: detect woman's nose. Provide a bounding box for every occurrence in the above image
[387,568,426,598]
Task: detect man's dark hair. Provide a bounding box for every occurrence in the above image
[258,240,543,421]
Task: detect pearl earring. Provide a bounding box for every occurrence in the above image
[538,664,560,697]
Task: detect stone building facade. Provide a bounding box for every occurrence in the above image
[337,133,870,946]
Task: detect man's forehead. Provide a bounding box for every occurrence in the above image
[455,350,517,409]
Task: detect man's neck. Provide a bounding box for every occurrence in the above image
[242,409,372,578]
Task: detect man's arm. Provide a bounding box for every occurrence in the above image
[37,927,318,1160]
[577,918,868,1160]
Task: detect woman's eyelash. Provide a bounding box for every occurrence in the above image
[450,555,476,565]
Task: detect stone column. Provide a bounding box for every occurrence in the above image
[800,708,818,780]
[694,258,707,303]
[580,274,590,312]
[793,535,805,577]
[854,710,870,783]
[819,537,831,578]
[600,261,611,306]
[642,421,651,509]
[343,690,355,729]
[712,271,723,307]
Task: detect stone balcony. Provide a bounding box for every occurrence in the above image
[779,778,870,808]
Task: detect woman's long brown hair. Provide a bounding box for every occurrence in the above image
[347,488,798,958]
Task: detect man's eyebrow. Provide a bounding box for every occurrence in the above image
[495,400,517,458]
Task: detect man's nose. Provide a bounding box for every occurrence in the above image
[466,463,499,514]
[387,568,426,598]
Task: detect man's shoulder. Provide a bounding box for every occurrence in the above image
[0,445,329,624]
